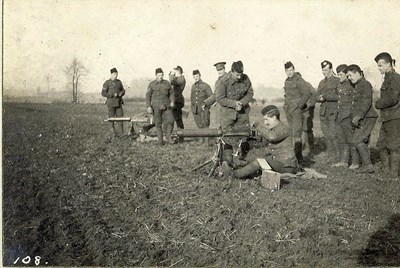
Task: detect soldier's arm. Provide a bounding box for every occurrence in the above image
[168,82,176,103]
[119,81,126,97]
[145,83,153,107]
[256,123,290,143]
[315,81,324,103]
[101,81,113,98]
[203,84,215,107]
[297,78,312,108]
[375,77,400,109]
[239,77,254,106]
[216,79,237,108]
[171,76,185,93]
[354,82,373,119]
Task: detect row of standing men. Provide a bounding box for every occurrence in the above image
[101,52,400,178]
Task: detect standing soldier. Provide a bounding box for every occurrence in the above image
[374,52,400,178]
[302,80,317,157]
[102,67,125,137]
[216,61,254,166]
[190,69,214,143]
[316,60,340,162]
[169,66,186,142]
[146,68,175,145]
[332,64,359,168]
[283,61,312,163]
[346,64,378,173]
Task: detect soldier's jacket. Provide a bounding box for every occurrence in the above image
[336,79,354,122]
[316,76,340,117]
[283,72,312,113]
[203,72,228,107]
[146,79,175,110]
[190,80,213,114]
[101,79,125,107]
[375,70,400,122]
[256,121,297,168]
[351,77,378,119]
[215,72,254,119]
[170,75,186,107]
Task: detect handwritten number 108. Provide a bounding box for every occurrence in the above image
[13,256,41,265]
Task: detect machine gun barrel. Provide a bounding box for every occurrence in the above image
[175,128,251,138]
[104,117,150,123]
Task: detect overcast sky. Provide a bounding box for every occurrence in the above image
[3,0,400,99]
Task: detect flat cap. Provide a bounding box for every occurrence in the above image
[155,68,163,74]
[261,105,280,116]
[174,65,183,73]
[345,64,362,74]
[374,52,392,63]
[110,67,118,73]
[336,64,348,74]
[321,60,333,69]
[214,62,226,70]
[231,61,244,73]
[284,61,294,69]
[193,69,200,75]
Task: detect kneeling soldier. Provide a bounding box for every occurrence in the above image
[222,105,298,178]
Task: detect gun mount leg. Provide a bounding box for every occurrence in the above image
[192,159,213,172]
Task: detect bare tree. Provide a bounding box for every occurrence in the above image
[65,57,87,103]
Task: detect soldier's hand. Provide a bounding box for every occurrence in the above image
[147,107,153,114]
[352,116,362,127]
[114,93,118,98]
[235,101,243,111]
[317,95,324,102]
[251,121,260,128]
[201,103,206,110]
[170,102,175,108]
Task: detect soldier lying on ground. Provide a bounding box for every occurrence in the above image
[222,105,299,178]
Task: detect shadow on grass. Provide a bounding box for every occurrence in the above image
[358,213,400,266]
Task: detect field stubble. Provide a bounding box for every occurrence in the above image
[2,102,400,267]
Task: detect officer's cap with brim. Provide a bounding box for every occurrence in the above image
[321,60,333,69]
[214,62,226,70]
[193,69,200,75]
[284,61,294,69]
[336,64,348,74]
[110,67,118,74]
[374,52,392,63]
[174,65,183,73]
[231,61,244,73]
[155,68,163,74]
[345,64,362,74]
[261,105,280,117]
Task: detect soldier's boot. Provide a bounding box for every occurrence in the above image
[222,160,261,179]
[239,141,250,161]
[356,143,374,173]
[294,141,304,164]
[325,139,336,162]
[117,122,124,137]
[332,146,349,167]
[389,149,400,178]
[156,126,164,145]
[302,132,311,157]
[332,139,341,163]
[165,124,176,144]
[379,149,391,174]
[349,146,360,169]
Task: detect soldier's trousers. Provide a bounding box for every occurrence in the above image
[336,117,353,145]
[264,155,297,174]
[108,105,124,133]
[172,105,184,129]
[302,107,314,134]
[153,108,174,127]
[376,118,400,151]
[320,112,337,140]
[193,108,210,129]
[352,117,377,146]
[220,111,250,144]
[284,106,303,143]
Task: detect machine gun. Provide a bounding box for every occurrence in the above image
[104,113,155,137]
[174,128,261,177]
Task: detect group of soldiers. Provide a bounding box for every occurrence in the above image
[102,52,400,179]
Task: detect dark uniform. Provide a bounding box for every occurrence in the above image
[335,78,357,166]
[221,105,298,179]
[146,76,175,143]
[216,61,254,165]
[102,68,125,135]
[316,75,340,160]
[302,81,317,155]
[283,72,312,160]
[191,78,213,129]
[350,76,378,168]
[375,69,400,176]
[170,73,186,130]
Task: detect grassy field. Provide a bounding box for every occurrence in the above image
[2,101,399,267]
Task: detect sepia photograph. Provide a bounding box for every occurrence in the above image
[2,0,400,266]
